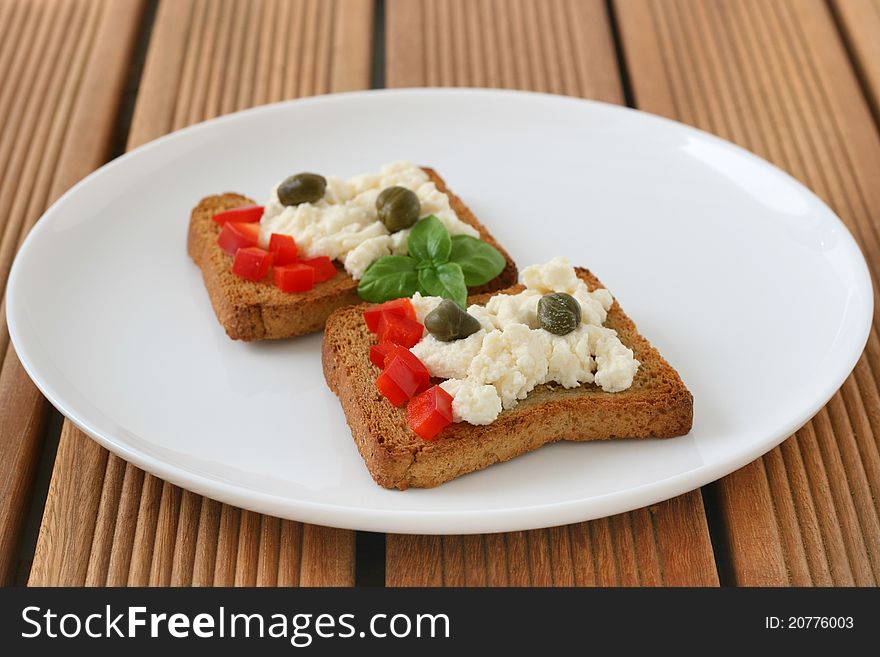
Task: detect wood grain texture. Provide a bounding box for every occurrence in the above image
[831,0,880,124]
[29,0,372,587]
[387,0,621,100]
[387,492,716,586]
[383,0,718,587]
[0,0,145,585]
[616,0,880,585]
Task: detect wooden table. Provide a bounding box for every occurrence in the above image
[3,0,879,587]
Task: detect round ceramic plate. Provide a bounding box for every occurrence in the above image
[6,89,872,534]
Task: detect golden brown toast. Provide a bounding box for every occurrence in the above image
[322,269,693,489]
[188,168,518,340]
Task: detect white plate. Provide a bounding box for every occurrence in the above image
[6,89,872,534]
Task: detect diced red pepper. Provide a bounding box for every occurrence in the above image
[376,312,424,348]
[382,344,429,378]
[301,256,337,283]
[231,247,273,281]
[212,205,264,225]
[218,221,260,255]
[363,298,417,333]
[371,344,434,401]
[273,263,315,293]
[376,353,430,406]
[376,370,410,406]
[369,343,394,369]
[268,233,299,266]
[407,385,454,440]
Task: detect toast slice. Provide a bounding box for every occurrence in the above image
[322,268,693,489]
[188,168,518,340]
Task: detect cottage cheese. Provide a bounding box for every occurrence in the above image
[438,379,502,425]
[410,257,640,425]
[259,161,479,279]
[410,292,445,325]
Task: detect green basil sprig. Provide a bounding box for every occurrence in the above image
[448,234,506,286]
[357,215,505,308]
[355,256,418,301]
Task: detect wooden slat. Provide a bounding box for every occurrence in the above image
[831,0,880,123]
[29,0,372,587]
[388,0,620,98]
[387,492,717,586]
[616,0,880,585]
[0,0,145,585]
[383,0,718,587]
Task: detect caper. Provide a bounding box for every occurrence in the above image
[376,186,420,232]
[537,292,581,335]
[425,299,482,342]
[277,173,326,206]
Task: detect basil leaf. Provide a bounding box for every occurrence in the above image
[407,215,451,264]
[418,262,468,308]
[448,234,506,286]
[357,255,419,302]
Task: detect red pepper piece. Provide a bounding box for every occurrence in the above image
[273,262,315,292]
[217,221,260,256]
[363,298,417,333]
[268,233,299,266]
[369,343,394,369]
[231,247,273,281]
[407,385,454,440]
[300,256,337,283]
[381,344,429,380]
[376,312,423,348]
[212,205,264,225]
[376,353,430,406]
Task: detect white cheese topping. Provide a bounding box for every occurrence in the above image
[409,292,444,325]
[410,257,640,425]
[439,379,502,425]
[466,323,550,409]
[259,161,479,279]
[593,328,641,392]
[412,330,486,380]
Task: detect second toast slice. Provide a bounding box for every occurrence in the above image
[323,268,693,489]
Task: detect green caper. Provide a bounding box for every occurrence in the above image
[424,299,482,342]
[376,186,420,232]
[277,173,326,206]
[537,292,581,335]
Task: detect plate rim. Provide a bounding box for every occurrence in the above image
[6,87,874,534]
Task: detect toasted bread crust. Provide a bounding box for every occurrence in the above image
[322,269,694,489]
[188,169,517,340]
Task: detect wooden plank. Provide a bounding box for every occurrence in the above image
[0,0,145,585]
[29,0,372,587]
[383,0,718,587]
[388,0,620,98]
[831,0,880,123]
[387,492,716,586]
[615,0,880,585]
